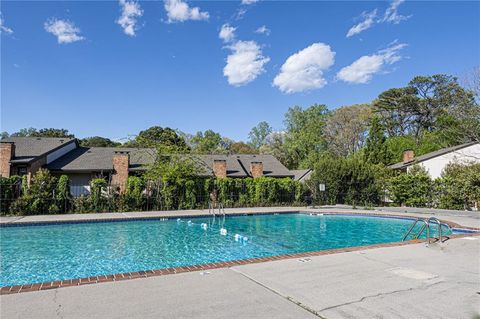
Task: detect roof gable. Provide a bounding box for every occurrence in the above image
[1,137,77,163]
[47,147,156,171]
[389,142,478,170]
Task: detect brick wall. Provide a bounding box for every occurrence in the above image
[111,152,129,193]
[0,142,14,178]
[403,150,415,163]
[213,159,227,178]
[250,161,263,178]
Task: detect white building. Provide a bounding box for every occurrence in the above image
[389,142,480,179]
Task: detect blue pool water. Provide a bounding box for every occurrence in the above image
[0,213,451,286]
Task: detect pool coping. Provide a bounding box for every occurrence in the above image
[1,211,479,295]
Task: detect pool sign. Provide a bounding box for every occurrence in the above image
[318,184,326,192]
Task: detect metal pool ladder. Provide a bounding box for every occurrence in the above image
[402,217,449,244]
[208,201,226,220]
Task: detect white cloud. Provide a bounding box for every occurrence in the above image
[336,42,407,84]
[242,0,259,4]
[223,40,270,86]
[236,8,247,20]
[164,0,209,23]
[346,9,377,38]
[382,0,410,24]
[219,24,236,43]
[273,43,335,93]
[346,0,410,37]
[116,0,143,36]
[0,14,13,34]
[255,25,270,36]
[44,18,84,44]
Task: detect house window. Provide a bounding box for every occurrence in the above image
[16,167,27,176]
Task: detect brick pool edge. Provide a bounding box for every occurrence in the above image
[1,213,479,295]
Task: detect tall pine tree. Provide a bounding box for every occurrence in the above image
[364,116,390,165]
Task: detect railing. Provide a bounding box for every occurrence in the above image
[208,201,226,218]
[402,218,430,242]
[219,202,225,217]
[1,181,307,216]
[402,217,451,244]
[427,217,449,243]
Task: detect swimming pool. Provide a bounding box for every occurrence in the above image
[0,213,452,287]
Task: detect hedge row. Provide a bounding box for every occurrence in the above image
[0,169,308,215]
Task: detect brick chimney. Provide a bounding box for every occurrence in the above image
[0,142,14,178]
[250,161,263,178]
[403,149,415,163]
[111,151,129,193]
[213,159,227,178]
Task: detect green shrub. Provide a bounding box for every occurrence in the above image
[72,195,92,214]
[118,176,146,212]
[10,169,58,215]
[307,154,386,206]
[89,178,110,212]
[388,166,433,207]
[55,175,70,213]
[5,172,307,214]
[0,175,21,215]
[435,163,480,210]
[210,177,305,207]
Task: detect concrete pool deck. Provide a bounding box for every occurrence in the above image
[1,207,479,318]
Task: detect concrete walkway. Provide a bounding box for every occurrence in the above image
[2,236,479,319]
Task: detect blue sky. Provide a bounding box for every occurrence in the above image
[1,0,479,142]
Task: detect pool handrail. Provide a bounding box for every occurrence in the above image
[402,218,430,243]
[427,217,449,243]
[402,217,451,244]
[208,201,226,221]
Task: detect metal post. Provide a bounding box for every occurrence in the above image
[426,223,430,244]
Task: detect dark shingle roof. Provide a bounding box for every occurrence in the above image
[4,137,299,177]
[389,142,478,170]
[290,169,313,182]
[47,147,156,172]
[193,154,294,178]
[47,148,294,178]
[1,137,76,163]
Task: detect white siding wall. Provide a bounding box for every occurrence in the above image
[407,144,480,179]
[46,142,77,164]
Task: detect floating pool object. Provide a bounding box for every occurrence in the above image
[234,234,248,243]
[177,218,181,222]
[201,223,208,230]
[187,220,193,226]
[220,228,227,235]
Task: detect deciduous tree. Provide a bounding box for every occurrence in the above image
[80,136,121,147]
[282,104,330,169]
[125,126,189,150]
[248,121,272,149]
[190,130,225,154]
[324,104,371,156]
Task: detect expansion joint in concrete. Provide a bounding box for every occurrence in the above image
[317,280,445,313]
[230,268,327,319]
